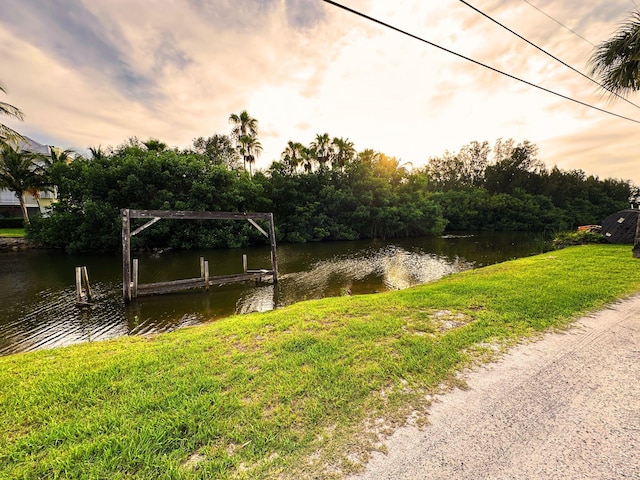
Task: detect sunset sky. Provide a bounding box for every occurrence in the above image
[2,0,639,182]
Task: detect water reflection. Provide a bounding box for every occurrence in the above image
[0,233,540,356]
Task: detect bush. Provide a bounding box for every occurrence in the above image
[553,230,607,248]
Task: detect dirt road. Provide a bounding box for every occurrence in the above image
[350,295,640,479]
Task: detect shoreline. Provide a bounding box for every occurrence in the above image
[0,237,34,251]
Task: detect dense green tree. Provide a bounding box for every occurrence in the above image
[28,128,633,254]
[192,134,239,170]
[485,140,542,194]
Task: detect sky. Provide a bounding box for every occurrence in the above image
[1,0,639,183]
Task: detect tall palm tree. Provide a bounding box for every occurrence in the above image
[588,11,640,256]
[238,135,262,177]
[229,110,259,174]
[229,111,258,143]
[310,133,333,169]
[331,137,355,171]
[0,144,47,224]
[281,140,305,174]
[588,11,640,96]
[0,82,25,145]
[301,146,314,173]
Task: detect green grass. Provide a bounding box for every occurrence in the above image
[0,228,25,238]
[1,245,640,479]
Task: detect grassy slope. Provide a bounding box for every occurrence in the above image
[1,245,639,479]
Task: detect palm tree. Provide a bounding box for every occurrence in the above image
[301,146,314,173]
[142,138,167,152]
[229,110,260,174]
[588,11,640,256]
[588,11,640,96]
[331,137,355,171]
[238,135,262,177]
[0,82,25,145]
[89,146,107,161]
[229,111,258,143]
[310,133,333,169]
[0,144,47,224]
[281,140,305,174]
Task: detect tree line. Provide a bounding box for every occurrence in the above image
[16,122,632,253]
[0,101,634,253]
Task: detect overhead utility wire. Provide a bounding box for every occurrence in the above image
[459,0,640,111]
[321,0,640,126]
[520,0,594,46]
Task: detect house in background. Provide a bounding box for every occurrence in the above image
[0,135,58,218]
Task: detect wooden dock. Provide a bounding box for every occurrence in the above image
[121,209,278,302]
[136,271,272,297]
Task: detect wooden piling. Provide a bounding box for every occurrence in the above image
[122,208,131,302]
[75,267,83,304]
[204,260,210,290]
[76,266,93,305]
[243,254,248,274]
[132,259,139,299]
[268,213,278,283]
[82,266,93,300]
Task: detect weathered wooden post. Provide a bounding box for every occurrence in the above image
[243,254,248,274]
[268,213,278,283]
[82,266,93,300]
[75,267,83,304]
[132,259,139,299]
[122,209,132,302]
[200,257,205,278]
[76,266,93,305]
[204,260,210,290]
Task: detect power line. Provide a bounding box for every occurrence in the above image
[321,0,640,126]
[459,0,640,111]
[520,0,594,46]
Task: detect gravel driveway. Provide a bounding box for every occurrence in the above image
[350,294,640,479]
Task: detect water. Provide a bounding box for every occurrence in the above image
[0,232,542,356]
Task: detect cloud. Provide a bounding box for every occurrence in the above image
[285,0,327,29]
[0,0,157,99]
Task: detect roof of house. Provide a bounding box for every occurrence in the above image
[18,135,50,155]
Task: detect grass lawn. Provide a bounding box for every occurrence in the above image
[0,228,25,238]
[1,245,639,479]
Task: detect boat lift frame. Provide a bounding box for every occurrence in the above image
[121,209,278,302]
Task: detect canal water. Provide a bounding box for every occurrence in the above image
[0,232,542,356]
